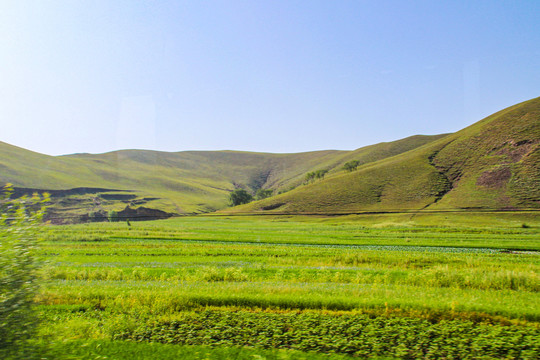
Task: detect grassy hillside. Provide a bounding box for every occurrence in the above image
[0,134,441,221]
[430,97,540,209]
[229,97,540,214]
[2,97,537,219]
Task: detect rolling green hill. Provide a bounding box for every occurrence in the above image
[228,97,540,214]
[1,97,538,221]
[0,134,442,222]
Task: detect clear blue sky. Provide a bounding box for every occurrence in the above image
[1,1,539,155]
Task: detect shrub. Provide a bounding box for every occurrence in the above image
[229,189,253,206]
[342,160,360,172]
[108,210,119,222]
[0,184,49,358]
[305,169,329,184]
[255,188,273,200]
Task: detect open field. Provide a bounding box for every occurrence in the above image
[29,213,540,359]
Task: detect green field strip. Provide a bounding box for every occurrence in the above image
[102,236,540,251]
[42,279,540,321]
[100,237,514,253]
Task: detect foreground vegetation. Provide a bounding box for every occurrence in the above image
[27,213,540,359]
[0,185,49,359]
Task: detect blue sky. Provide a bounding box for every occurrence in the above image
[1,1,539,155]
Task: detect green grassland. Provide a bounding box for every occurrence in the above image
[1,97,538,220]
[32,213,540,359]
[229,97,540,214]
[0,134,442,219]
[2,97,539,358]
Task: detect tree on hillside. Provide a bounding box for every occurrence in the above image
[305,169,329,184]
[343,160,360,172]
[255,188,273,200]
[229,189,253,206]
[305,172,316,183]
[108,210,119,222]
[315,169,328,179]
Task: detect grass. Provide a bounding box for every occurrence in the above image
[46,212,540,249]
[231,96,540,214]
[31,214,540,359]
[2,98,538,218]
[0,134,442,218]
[40,340,360,360]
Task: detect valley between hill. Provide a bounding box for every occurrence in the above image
[1,97,538,222]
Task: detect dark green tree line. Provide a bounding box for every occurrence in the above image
[342,160,360,172]
[305,169,329,183]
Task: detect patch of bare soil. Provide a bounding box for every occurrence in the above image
[494,139,539,163]
[477,167,511,188]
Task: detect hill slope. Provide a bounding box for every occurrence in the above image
[2,97,537,220]
[0,134,442,221]
[229,97,540,214]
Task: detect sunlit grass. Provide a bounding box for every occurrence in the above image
[36,215,540,358]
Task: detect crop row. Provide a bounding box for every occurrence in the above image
[39,279,540,321]
[42,340,357,360]
[43,215,540,250]
[42,264,540,292]
[111,309,540,359]
[35,216,540,358]
[41,239,538,270]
